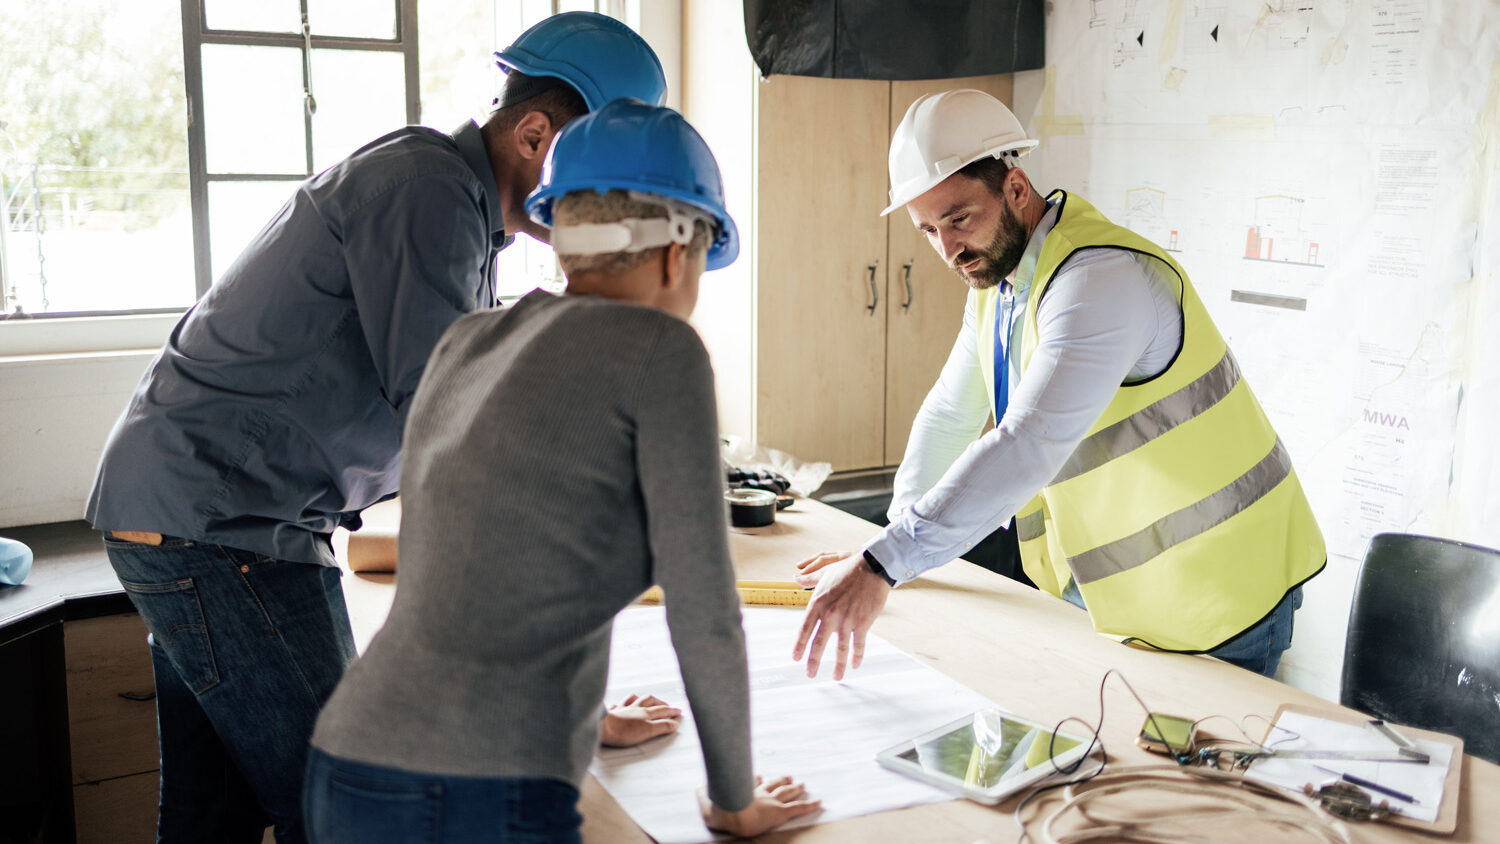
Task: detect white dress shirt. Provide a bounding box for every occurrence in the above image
[867,199,1185,583]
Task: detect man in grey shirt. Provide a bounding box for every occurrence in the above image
[306,100,820,841]
[85,14,669,842]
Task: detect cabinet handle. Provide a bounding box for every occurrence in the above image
[901,261,914,310]
[866,261,879,315]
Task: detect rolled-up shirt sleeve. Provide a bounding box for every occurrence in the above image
[343,173,491,433]
[866,250,1166,583]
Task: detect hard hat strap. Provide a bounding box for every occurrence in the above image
[552,198,708,257]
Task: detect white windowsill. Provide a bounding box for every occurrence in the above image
[0,313,179,359]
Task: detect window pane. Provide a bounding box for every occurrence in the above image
[0,0,193,315]
[418,0,496,132]
[202,44,307,175]
[310,50,408,171]
[208,181,300,283]
[495,238,562,301]
[309,0,398,39]
[203,0,301,34]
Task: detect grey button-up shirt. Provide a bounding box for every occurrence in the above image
[87,121,511,565]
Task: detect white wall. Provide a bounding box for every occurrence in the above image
[682,0,757,440]
[0,353,151,527]
[0,316,173,527]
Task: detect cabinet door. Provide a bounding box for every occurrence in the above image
[756,75,891,471]
[65,613,158,785]
[883,75,1015,466]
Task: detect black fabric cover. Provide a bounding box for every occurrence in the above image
[743,0,1045,81]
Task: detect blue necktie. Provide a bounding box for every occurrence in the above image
[993,292,1014,424]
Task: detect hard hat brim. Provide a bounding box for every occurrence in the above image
[879,141,1039,216]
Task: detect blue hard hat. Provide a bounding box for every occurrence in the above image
[526,100,739,271]
[494,12,667,112]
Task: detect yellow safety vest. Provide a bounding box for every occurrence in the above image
[976,191,1326,652]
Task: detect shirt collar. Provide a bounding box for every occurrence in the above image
[1007,197,1061,298]
[452,120,509,241]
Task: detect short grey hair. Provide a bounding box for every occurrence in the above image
[553,190,713,276]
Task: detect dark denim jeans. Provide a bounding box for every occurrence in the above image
[104,535,356,844]
[1061,579,1303,678]
[303,748,583,844]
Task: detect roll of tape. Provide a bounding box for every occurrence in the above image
[726,488,776,527]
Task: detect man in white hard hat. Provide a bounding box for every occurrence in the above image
[792,89,1326,680]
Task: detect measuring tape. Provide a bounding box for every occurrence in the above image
[637,580,811,607]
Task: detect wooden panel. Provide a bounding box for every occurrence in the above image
[64,613,159,784]
[756,74,891,471]
[884,75,1015,466]
[73,770,157,844]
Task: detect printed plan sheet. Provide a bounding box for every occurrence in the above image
[590,607,998,843]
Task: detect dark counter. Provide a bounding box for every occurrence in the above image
[0,521,133,645]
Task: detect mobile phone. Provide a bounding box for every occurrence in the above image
[1137,713,1196,756]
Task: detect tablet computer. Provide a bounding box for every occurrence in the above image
[875,708,1093,804]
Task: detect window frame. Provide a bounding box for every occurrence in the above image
[180,0,420,296]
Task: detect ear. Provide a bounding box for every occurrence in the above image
[512,110,558,161]
[1003,166,1031,209]
[661,241,689,289]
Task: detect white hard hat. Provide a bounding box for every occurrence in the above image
[881,89,1039,216]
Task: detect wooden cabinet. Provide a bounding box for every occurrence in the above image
[685,38,1012,471]
[64,613,159,843]
[754,75,893,471]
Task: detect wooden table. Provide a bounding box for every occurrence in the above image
[338,499,1499,843]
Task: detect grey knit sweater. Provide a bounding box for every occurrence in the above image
[311,290,755,811]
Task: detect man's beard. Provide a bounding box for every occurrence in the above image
[951,201,1028,290]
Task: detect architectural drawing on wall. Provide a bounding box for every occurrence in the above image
[1183,0,1226,54]
[1088,0,1107,29]
[1123,187,1182,253]
[1112,24,1147,67]
[1250,1,1316,51]
[1243,194,1324,267]
[1092,0,1146,67]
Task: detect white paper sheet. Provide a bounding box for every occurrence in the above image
[1243,710,1452,822]
[590,607,1001,844]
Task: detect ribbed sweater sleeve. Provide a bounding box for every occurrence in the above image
[636,320,756,812]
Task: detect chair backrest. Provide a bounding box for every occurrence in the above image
[1341,532,1500,765]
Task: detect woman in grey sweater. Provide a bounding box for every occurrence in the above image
[304,101,819,842]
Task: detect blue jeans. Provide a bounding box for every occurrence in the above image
[1060,579,1303,678]
[104,535,356,844]
[303,748,583,844]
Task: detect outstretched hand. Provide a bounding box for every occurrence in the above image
[599,694,682,748]
[791,551,891,680]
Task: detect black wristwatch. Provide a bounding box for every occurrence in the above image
[862,550,897,587]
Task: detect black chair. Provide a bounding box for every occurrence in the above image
[1341,532,1500,765]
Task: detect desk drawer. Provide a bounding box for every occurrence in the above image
[64,613,159,784]
[73,769,157,844]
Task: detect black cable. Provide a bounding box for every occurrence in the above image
[1015,667,1196,841]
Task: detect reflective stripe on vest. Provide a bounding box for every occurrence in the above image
[1052,350,1240,486]
[1016,508,1045,542]
[1069,436,1292,584]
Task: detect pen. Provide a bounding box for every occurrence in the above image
[1312,764,1419,804]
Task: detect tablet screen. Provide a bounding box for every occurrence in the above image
[893,709,1084,791]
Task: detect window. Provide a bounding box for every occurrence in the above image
[0,0,192,317]
[0,0,650,322]
[184,0,417,290]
